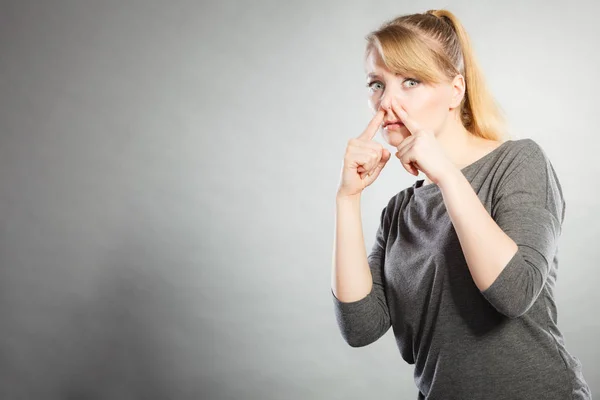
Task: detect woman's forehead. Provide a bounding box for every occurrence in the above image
[364,54,391,78]
[364,49,411,78]
[364,49,385,71]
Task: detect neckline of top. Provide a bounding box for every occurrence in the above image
[413,139,513,194]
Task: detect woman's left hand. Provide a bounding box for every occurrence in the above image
[392,98,456,186]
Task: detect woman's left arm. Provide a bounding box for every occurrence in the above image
[438,141,565,318]
[439,168,518,291]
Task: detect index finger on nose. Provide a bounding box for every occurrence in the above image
[391,98,419,135]
[357,109,385,141]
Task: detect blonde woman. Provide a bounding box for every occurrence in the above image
[331,9,591,399]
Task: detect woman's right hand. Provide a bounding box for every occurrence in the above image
[337,109,391,198]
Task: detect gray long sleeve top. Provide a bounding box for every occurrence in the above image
[332,138,592,399]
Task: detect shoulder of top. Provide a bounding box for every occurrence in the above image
[510,138,547,161]
[501,138,555,183]
[513,137,539,152]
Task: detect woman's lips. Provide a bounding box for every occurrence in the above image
[384,123,404,130]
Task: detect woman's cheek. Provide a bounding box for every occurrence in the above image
[367,97,376,113]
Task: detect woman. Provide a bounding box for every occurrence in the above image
[331,9,592,400]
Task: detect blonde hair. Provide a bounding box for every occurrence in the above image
[365,9,511,141]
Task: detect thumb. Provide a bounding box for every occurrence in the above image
[373,148,391,173]
[363,148,391,185]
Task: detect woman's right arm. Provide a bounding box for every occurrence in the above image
[331,194,373,302]
[331,108,393,347]
[331,193,392,347]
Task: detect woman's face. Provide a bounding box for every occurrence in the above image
[364,49,463,147]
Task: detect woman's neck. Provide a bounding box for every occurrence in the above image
[422,123,499,186]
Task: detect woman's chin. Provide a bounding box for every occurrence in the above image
[383,131,411,147]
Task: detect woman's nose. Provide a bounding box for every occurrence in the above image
[380,91,402,110]
[379,97,393,112]
[379,96,401,116]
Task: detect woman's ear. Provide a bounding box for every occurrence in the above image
[449,74,466,109]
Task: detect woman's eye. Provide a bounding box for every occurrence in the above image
[366,81,383,91]
[404,78,420,88]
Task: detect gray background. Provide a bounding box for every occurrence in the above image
[0,0,597,399]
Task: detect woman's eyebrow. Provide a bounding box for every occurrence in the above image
[366,72,382,79]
